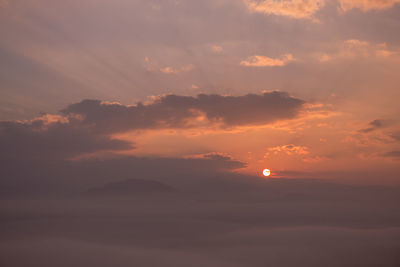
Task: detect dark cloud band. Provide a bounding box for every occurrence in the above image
[0,92,304,159]
[61,91,305,133]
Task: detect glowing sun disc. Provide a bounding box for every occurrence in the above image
[263,169,271,177]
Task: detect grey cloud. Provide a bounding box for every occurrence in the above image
[370,119,385,128]
[390,132,400,141]
[383,150,400,158]
[0,118,133,160]
[202,152,232,161]
[61,91,305,134]
[1,91,303,160]
[359,119,388,133]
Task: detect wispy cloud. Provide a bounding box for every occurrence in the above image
[210,45,223,54]
[244,0,325,20]
[359,119,389,133]
[316,40,399,62]
[144,57,194,74]
[344,39,369,47]
[240,54,295,67]
[267,144,310,155]
[383,150,400,158]
[338,0,400,12]
[160,64,195,74]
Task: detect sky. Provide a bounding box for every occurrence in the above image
[1,1,400,266]
[1,0,400,182]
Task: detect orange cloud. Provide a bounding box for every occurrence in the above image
[376,49,397,57]
[339,0,400,12]
[210,45,223,53]
[317,40,400,62]
[143,57,194,74]
[344,39,369,47]
[160,64,194,74]
[240,54,295,67]
[244,0,324,20]
[383,150,400,159]
[267,144,310,155]
[376,43,398,57]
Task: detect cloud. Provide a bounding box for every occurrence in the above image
[0,92,305,160]
[390,132,400,142]
[359,119,388,133]
[210,45,223,53]
[240,54,295,67]
[344,39,369,47]
[264,144,329,163]
[61,92,305,133]
[376,49,397,57]
[0,115,132,160]
[160,64,195,74]
[243,0,325,20]
[199,152,233,161]
[317,40,400,62]
[318,53,333,62]
[375,42,399,58]
[143,57,194,74]
[383,150,400,158]
[267,144,310,155]
[338,0,400,12]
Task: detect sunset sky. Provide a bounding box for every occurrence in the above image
[1,2,400,266]
[1,0,400,182]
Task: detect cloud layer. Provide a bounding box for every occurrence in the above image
[0,92,305,159]
[1,166,400,266]
[0,116,132,160]
[61,91,305,133]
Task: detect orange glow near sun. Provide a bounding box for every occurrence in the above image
[263,169,271,177]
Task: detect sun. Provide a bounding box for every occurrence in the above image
[263,169,271,177]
